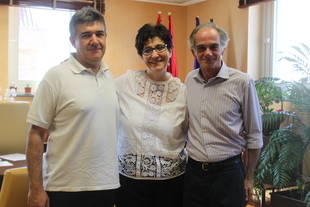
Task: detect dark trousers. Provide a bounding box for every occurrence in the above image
[115,174,184,207]
[47,189,116,207]
[183,155,246,207]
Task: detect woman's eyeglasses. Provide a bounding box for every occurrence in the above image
[142,44,168,56]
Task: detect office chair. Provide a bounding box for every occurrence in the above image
[0,167,28,207]
[0,101,30,154]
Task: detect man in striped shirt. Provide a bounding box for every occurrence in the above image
[183,22,263,207]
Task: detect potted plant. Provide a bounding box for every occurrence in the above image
[24,83,32,94]
[253,76,290,205]
[254,77,289,141]
[254,43,310,207]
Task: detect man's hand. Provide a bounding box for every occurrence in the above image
[244,176,254,203]
[27,189,49,207]
[244,148,261,203]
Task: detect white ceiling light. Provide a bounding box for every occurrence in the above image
[133,0,207,6]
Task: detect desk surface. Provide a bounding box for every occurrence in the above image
[0,159,27,175]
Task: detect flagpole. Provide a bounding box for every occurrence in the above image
[167,12,178,77]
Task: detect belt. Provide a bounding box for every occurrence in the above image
[187,154,241,171]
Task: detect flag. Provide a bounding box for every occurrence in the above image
[156,11,162,24]
[168,13,178,77]
[193,16,200,70]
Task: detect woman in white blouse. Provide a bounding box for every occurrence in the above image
[115,23,187,207]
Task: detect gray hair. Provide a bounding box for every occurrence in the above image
[69,6,106,38]
[189,22,230,49]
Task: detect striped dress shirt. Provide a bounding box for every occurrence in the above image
[185,63,263,162]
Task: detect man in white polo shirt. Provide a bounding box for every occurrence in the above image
[26,7,119,207]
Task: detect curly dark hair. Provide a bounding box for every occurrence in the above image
[135,24,173,56]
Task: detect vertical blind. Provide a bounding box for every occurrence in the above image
[239,0,274,8]
[0,0,105,13]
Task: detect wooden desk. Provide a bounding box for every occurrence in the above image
[0,159,27,188]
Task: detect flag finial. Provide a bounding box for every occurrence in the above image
[156,11,162,24]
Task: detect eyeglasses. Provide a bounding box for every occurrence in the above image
[142,44,167,56]
[195,43,221,53]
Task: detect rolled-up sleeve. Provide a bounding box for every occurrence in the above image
[243,78,263,149]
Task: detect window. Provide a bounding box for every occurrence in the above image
[8,7,74,93]
[272,0,310,81]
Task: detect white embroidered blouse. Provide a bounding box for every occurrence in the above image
[116,70,187,180]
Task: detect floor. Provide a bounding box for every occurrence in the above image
[246,200,271,207]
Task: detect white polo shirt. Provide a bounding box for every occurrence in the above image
[27,55,120,191]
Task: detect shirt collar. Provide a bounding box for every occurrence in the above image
[193,62,230,84]
[216,62,230,79]
[69,53,109,74]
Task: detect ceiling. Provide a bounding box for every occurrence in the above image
[133,0,207,6]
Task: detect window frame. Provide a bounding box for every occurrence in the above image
[0,0,105,13]
[8,6,75,94]
[260,1,276,78]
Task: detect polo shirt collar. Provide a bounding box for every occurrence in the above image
[69,53,109,74]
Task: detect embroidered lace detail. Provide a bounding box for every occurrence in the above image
[147,83,165,105]
[119,153,137,177]
[166,80,180,103]
[119,152,186,178]
[134,71,181,104]
[135,72,147,97]
[140,155,157,177]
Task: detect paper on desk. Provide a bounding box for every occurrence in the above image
[0,161,13,167]
[0,153,26,161]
